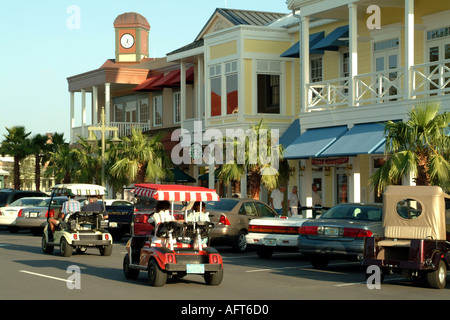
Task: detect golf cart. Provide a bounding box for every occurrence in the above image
[123,184,223,287]
[41,184,113,257]
[363,186,450,289]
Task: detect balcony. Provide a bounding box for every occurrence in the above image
[306,59,450,111]
[71,121,151,143]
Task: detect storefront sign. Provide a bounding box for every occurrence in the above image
[312,157,349,166]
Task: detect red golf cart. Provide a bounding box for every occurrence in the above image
[123,184,223,287]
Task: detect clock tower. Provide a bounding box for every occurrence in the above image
[114,12,150,63]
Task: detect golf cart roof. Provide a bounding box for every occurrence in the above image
[51,184,107,196]
[132,183,219,202]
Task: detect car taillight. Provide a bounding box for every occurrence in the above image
[343,228,373,238]
[300,225,318,235]
[18,209,23,217]
[218,215,231,226]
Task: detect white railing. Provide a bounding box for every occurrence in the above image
[412,59,450,97]
[307,77,349,110]
[355,68,404,105]
[71,121,151,143]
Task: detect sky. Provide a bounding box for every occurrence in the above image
[0,0,289,142]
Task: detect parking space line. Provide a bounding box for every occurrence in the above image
[19,270,72,283]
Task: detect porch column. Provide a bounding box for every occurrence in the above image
[302,159,313,218]
[70,91,75,144]
[404,0,415,99]
[92,85,98,125]
[351,156,361,203]
[197,56,204,120]
[180,61,187,127]
[300,15,310,113]
[105,83,111,124]
[81,89,86,137]
[348,3,358,107]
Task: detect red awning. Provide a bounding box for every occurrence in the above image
[133,73,164,91]
[132,183,220,202]
[167,67,195,86]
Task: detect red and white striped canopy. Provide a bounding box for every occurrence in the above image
[132,184,220,202]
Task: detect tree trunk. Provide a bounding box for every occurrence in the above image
[34,154,41,191]
[13,156,21,190]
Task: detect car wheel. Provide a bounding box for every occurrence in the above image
[256,247,274,259]
[427,259,447,289]
[99,244,113,256]
[148,259,167,287]
[123,254,140,280]
[204,269,223,286]
[311,256,329,269]
[60,238,73,257]
[41,235,54,254]
[233,230,248,253]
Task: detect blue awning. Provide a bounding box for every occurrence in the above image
[280,32,325,58]
[284,126,348,159]
[280,119,300,149]
[311,25,349,52]
[320,122,386,157]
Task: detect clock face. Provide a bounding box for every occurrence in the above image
[120,33,135,49]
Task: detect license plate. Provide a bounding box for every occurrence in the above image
[264,239,277,246]
[187,264,205,274]
[29,212,38,218]
[324,227,340,236]
[109,222,117,228]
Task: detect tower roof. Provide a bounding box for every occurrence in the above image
[114,12,150,30]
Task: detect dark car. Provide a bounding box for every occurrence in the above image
[298,203,383,268]
[207,198,279,252]
[0,189,48,208]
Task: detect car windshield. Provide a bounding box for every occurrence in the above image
[320,204,382,221]
[9,198,47,207]
[205,199,238,211]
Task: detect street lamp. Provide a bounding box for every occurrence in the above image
[86,106,121,186]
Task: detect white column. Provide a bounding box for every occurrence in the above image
[81,89,86,138]
[180,61,187,127]
[105,83,111,124]
[352,156,361,203]
[348,3,358,107]
[300,15,310,113]
[302,159,313,218]
[70,91,75,144]
[197,57,204,120]
[405,0,415,100]
[92,85,98,125]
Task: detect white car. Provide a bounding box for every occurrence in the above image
[246,215,307,258]
[0,197,50,233]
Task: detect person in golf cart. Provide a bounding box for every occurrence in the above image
[186,201,210,222]
[48,190,80,239]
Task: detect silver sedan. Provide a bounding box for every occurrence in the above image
[15,197,69,235]
[297,203,383,268]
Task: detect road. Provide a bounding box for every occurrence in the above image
[1,227,449,306]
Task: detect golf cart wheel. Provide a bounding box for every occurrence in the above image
[204,269,223,286]
[99,244,113,256]
[41,235,54,254]
[123,254,140,279]
[60,238,73,257]
[427,259,447,289]
[148,259,167,287]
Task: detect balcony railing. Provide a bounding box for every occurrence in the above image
[71,121,151,143]
[306,59,450,111]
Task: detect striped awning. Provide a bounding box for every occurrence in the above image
[51,184,106,196]
[132,183,219,202]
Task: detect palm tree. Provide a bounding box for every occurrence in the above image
[370,101,450,195]
[45,143,78,184]
[0,126,32,189]
[29,133,51,191]
[218,120,289,199]
[110,129,171,184]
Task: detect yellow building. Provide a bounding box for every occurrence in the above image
[284,0,450,212]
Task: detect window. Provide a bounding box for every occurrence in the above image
[257,60,281,114]
[139,99,149,123]
[114,104,123,122]
[210,65,222,117]
[225,61,238,115]
[173,92,181,124]
[310,57,323,83]
[153,95,162,127]
[396,199,423,220]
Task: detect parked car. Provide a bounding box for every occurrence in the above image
[100,199,135,241]
[298,203,383,268]
[15,197,69,235]
[0,189,48,207]
[0,197,51,233]
[363,186,450,289]
[246,215,307,258]
[207,198,279,252]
